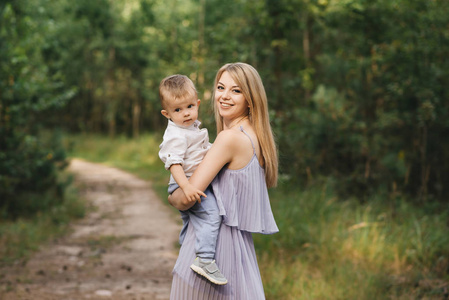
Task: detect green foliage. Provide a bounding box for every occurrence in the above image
[0,1,75,218]
[300,0,449,201]
[245,0,449,201]
[3,0,449,206]
[40,0,447,201]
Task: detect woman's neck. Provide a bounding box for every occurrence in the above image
[223,115,249,130]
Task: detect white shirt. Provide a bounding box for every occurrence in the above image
[159,120,211,185]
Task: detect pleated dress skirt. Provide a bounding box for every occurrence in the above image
[170,221,265,300]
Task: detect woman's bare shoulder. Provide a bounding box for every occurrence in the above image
[215,129,240,143]
[211,129,245,152]
[219,127,254,143]
[217,128,256,154]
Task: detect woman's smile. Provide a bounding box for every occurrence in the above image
[220,102,233,108]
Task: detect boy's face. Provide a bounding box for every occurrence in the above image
[161,95,200,127]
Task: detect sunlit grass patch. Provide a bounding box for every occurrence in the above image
[256,183,449,299]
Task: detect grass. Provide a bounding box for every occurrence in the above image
[255,183,449,299]
[0,173,86,264]
[64,133,449,299]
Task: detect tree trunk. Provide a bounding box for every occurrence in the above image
[132,100,141,139]
[303,10,311,101]
[419,125,429,201]
[198,0,205,90]
[107,47,116,138]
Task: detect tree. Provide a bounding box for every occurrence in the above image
[0,1,75,217]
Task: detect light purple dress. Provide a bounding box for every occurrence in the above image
[170,128,279,300]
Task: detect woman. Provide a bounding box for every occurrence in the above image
[168,62,279,299]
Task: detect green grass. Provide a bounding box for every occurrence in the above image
[0,174,86,264]
[255,183,449,299]
[64,133,449,299]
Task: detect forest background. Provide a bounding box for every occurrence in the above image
[1,0,448,299]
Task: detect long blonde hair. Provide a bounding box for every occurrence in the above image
[212,63,278,188]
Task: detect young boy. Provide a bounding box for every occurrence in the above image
[158,74,227,285]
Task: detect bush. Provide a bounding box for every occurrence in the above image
[0,130,69,219]
[0,2,75,219]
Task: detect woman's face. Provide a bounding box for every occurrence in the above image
[215,71,249,122]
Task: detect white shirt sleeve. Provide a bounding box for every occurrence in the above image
[159,127,188,170]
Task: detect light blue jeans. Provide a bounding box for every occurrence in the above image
[168,184,221,260]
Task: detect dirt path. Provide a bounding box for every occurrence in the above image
[0,159,181,300]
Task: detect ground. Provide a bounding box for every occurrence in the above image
[0,159,180,300]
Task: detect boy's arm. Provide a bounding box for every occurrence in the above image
[170,164,207,203]
[169,129,237,210]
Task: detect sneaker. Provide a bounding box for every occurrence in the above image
[190,257,228,285]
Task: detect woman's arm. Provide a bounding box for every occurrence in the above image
[170,164,207,202]
[168,130,236,210]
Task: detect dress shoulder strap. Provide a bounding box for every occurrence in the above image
[239,126,256,155]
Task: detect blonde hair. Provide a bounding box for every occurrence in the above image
[159,74,197,109]
[212,63,278,188]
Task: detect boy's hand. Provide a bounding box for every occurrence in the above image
[181,183,207,204]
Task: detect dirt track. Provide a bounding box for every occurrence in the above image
[0,159,180,300]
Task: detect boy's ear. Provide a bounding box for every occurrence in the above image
[161,110,170,119]
[197,99,201,106]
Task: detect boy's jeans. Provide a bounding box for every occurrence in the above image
[168,184,221,259]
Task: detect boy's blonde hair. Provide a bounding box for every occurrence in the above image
[159,75,197,109]
[212,62,278,188]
